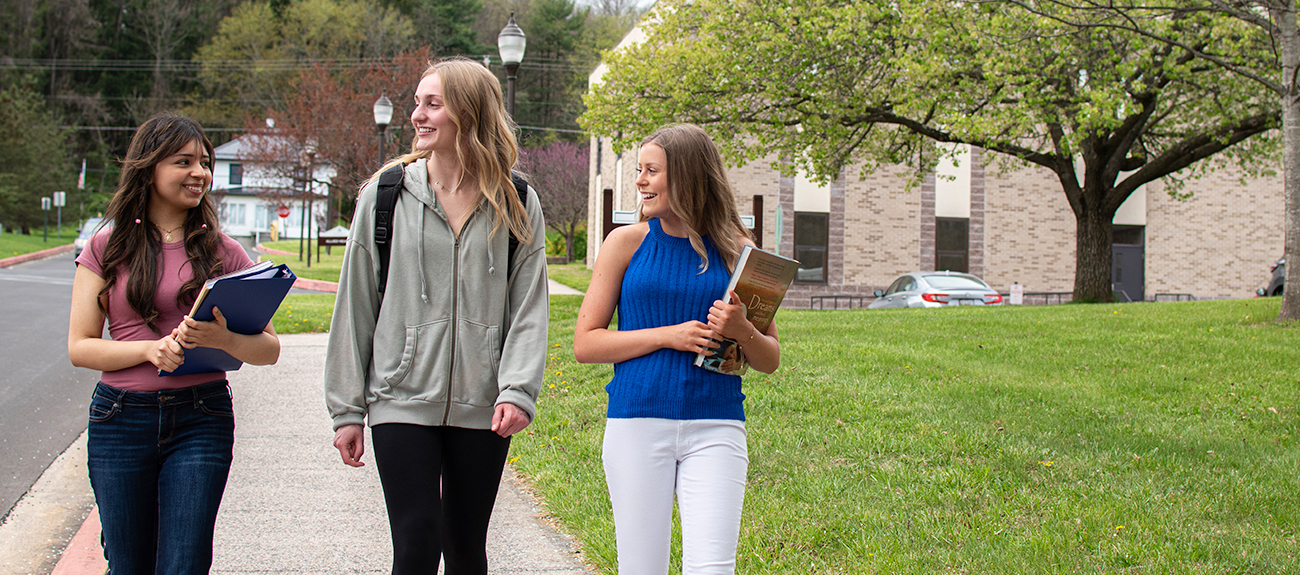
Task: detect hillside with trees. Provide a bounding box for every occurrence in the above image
[0,0,639,231]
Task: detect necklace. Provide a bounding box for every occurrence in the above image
[158,223,183,242]
[432,178,460,193]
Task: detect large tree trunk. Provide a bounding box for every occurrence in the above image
[1280,5,1300,322]
[1073,206,1115,303]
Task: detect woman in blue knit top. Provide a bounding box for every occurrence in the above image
[574,124,782,575]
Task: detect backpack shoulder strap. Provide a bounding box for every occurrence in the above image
[375,164,404,295]
[507,173,529,271]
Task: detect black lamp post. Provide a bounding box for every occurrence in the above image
[373,93,393,167]
[497,12,526,118]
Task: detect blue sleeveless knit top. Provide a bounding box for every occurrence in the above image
[606,219,745,421]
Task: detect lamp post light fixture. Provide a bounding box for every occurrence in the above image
[373,93,394,168]
[497,11,526,118]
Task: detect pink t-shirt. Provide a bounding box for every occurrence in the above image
[76,228,256,391]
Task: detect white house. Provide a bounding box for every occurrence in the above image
[211,136,334,241]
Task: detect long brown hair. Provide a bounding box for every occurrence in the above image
[100,113,223,333]
[639,124,750,273]
[376,57,532,244]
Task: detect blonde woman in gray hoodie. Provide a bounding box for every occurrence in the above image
[324,57,549,575]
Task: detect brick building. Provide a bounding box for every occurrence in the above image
[586,138,1284,307]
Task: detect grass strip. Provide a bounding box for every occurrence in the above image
[259,239,344,283]
[0,227,77,258]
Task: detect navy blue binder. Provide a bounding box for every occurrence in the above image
[161,261,296,377]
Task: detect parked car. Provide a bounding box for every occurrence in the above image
[869,271,1004,309]
[1257,256,1285,297]
[73,217,109,258]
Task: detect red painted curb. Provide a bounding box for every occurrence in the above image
[294,277,339,293]
[50,506,106,575]
[0,243,74,268]
[254,243,298,256]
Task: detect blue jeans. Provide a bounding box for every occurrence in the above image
[87,380,235,575]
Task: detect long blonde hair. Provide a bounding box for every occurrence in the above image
[639,124,750,273]
[372,57,532,243]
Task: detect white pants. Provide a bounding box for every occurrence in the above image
[602,418,749,575]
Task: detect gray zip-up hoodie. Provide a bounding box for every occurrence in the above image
[324,159,549,431]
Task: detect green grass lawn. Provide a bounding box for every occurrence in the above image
[516,297,1298,574]
[267,293,1298,573]
[0,226,76,258]
[259,239,344,283]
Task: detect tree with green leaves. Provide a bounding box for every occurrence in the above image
[192,0,414,128]
[0,79,74,234]
[581,0,1280,303]
[382,0,483,55]
[985,0,1297,320]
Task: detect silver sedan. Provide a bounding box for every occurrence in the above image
[868,271,1004,309]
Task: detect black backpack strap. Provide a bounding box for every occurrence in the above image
[508,173,529,271]
[375,164,405,295]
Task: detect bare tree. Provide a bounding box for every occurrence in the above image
[517,140,589,261]
[133,0,190,102]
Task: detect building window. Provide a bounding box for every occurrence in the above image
[936,217,969,273]
[229,164,243,186]
[794,212,828,283]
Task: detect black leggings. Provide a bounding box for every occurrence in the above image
[371,423,511,575]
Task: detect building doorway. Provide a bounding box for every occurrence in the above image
[1112,225,1145,302]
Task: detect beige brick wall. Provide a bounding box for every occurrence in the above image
[1146,172,1284,299]
[841,164,921,287]
[983,165,1078,293]
[586,140,1284,301]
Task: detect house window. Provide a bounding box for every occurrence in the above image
[794,212,828,283]
[936,217,969,273]
[229,164,243,186]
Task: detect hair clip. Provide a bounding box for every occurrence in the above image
[201,224,207,229]
[135,218,141,224]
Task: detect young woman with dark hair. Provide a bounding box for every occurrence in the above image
[324,57,549,575]
[67,112,281,574]
[573,123,783,575]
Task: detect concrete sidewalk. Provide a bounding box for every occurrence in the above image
[212,332,594,574]
[12,331,595,575]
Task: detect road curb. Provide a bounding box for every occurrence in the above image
[0,244,74,268]
[49,507,104,575]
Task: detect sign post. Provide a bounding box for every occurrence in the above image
[1010,282,1024,305]
[41,197,51,242]
[53,191,66,237]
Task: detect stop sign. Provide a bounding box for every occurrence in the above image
[276,205,290,218]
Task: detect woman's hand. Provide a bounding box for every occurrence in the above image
[664,320,721,356]
[146,335,187,372]
[707,290,756,343]
[333,424,366,467]
[492,403,531,438]
[175,307,235,350]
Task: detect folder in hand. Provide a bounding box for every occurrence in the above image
[161,260,296,377]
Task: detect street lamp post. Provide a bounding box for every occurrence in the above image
[373,93,393,168]
[497,12,526,119]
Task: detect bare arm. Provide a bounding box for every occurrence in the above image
[68,265,187,373]
[573,224,722,364]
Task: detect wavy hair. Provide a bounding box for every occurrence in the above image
[638,124,751,273]
[375,57,532,244]
[100,112,223,333]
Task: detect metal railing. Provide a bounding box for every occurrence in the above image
[809,295,873,310]
[1152,293,1195,302]
[1002,291,1074,305]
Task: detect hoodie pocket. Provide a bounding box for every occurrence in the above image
[453,320,502,407]
[378,318,452,400]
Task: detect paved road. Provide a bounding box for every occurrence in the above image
[0,252,98,520]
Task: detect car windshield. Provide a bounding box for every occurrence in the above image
[923,275,989,290]
[78,219,105,239]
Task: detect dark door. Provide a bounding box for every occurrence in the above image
[1112,244,1145,302]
